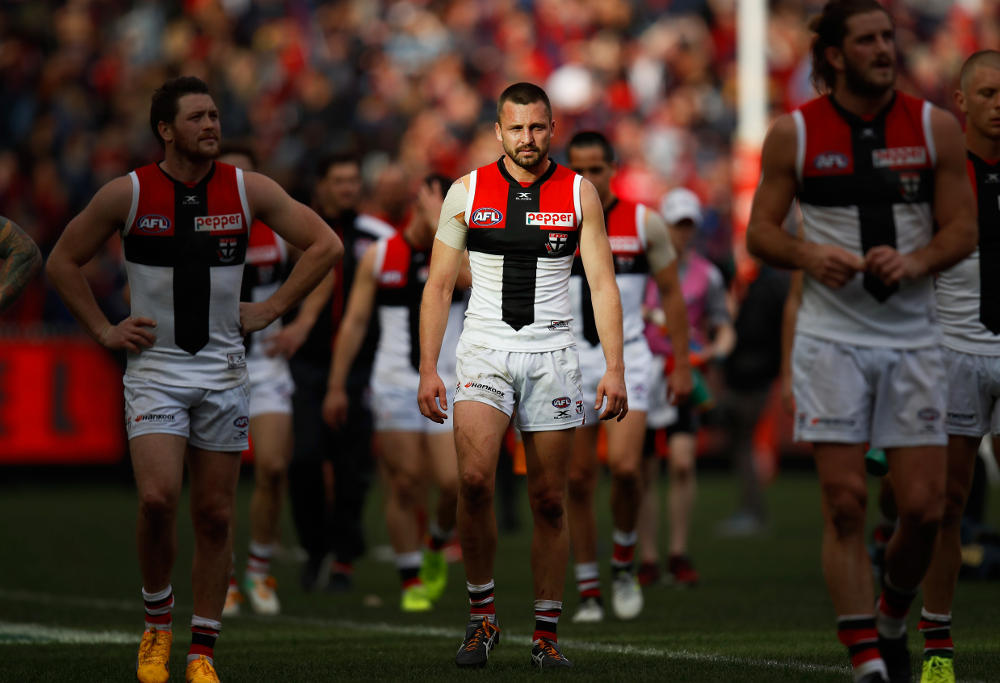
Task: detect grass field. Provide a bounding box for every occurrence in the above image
[1,468,999,682]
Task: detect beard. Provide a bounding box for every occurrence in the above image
[503,139,549,171]
[843,57,895,98]
[175,135,220,163]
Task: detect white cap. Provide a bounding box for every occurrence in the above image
[660,187,703,227]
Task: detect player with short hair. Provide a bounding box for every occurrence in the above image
[419,82,628,670]
[46,76,341,683]
[916,49,1000,683]
[323,174,466,612]
[746,3,976,681]
[563,130,692,623]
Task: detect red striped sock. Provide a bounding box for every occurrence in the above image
[188,615,221,664]
[611,529,637,574]
[533,600,562,643]
[142,585,174,631]
[837,615,887,681]
[877,574,916,638]
[397,551,422,589]
[467,580,496,623]
[919,608,953,659]
[575,562,601,601]
[246,541,272,579]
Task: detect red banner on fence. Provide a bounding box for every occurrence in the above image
[0,338,125,464]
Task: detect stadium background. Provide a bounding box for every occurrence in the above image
[1,2,1000,681]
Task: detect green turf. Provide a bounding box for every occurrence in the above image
[1,469,998,682]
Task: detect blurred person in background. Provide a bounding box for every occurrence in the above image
[911,49,1000,683]
[564,130,691,624]
[286,153,395,593]
[218,145,333,618]
[0,216,42,312]
[636,187,733,587]
[323,174,467,612]
[418,83,627,670]
[45,76,341,683]
[746,2,976,681]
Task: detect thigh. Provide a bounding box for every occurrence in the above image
[454,400,510,482]
[189,382,251,452]
[793,335,871,445]
[813,442,869,508]
[425,431,459,486]
[604,408,648,472]
[622,338,654,414]
[645,354,676,430]
[514,347,584,431]
[187,446,242,510]
[249,412,293,470]
[377,431,425,479]
[130,432,187,502]
[523,427,575,495]
[872,346,947,449]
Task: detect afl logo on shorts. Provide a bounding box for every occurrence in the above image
[136,214,171,234]
[552,397,571,409]
[471,208,503,227]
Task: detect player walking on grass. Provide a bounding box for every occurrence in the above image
[563,131,692,623]
[915,49,1000,683]
[746,2,976,682]
[418,82,627,670]
[218,146,333,618]
[45,76,341,683]
[323,175,466,612]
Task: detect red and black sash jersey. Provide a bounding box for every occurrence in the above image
[796,91,934,301]
[967,152,1000,333]
[123,161,249,354]
[466,158,581,332]
[571,198,650,345]
[240,220,290,355]
[375,232,463,371]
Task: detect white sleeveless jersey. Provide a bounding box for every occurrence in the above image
[793,92,940,348]
[369,232,466,389]
[243,221,291,382]
[122,162,250,389]
[461,159,583,352]
[570,199,650,348]
[936,152,1000,355]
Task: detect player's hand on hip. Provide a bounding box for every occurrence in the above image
[321,386,348,428]
[418,371,449,424]
[668,362,693,405]
[596,371,629,422]
[804,244,865,289]
[239,301,278,336]
[100,317,156,353]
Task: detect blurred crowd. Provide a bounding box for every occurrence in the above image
[0,0,997,327]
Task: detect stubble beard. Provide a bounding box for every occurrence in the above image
[844,58,895,99]
[504,140,548,172]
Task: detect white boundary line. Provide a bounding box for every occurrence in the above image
[4,588,988,683]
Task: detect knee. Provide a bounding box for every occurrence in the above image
[191,502,233,543]
[897,485,944,539]
[459,470,494,509]
[138,490,179,526]
[940,482,968,529]
[823,484,868,539]
[609,459,641,488]
[567,467,595,502]
[530,489,565,528]
[669,459,694,484]
[255,458,287,490]
[390,471,422,509]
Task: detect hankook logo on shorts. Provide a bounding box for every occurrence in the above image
[135,414,174,423]
[917,407,940,422]
[464,381,504,398]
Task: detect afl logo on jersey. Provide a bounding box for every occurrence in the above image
[136,214,171,234]
[471,208,503,226]
[813,153,849,171]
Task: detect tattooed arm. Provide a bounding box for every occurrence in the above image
[0,216,42,313]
